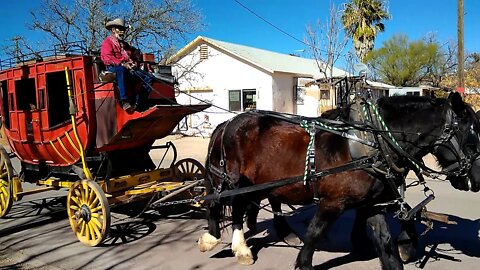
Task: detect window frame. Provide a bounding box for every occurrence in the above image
[228,89,257,112]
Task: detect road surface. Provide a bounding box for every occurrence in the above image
[1,135,479,270]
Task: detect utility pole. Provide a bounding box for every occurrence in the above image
[457,0,465,92]
[13,36,21,63]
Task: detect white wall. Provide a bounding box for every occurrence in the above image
[173,43,273,128]
[272,72,294,113]
[296,85,321,117]
[389,87,423,96]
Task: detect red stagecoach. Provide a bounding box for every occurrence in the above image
[0,43,210,246]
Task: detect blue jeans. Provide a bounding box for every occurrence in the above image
[130,69,154,103]
[107,66,154,103]
[107,65,131,101]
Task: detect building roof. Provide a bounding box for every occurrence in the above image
[169,36,348,78]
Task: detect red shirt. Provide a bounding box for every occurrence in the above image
[100,35,134,66]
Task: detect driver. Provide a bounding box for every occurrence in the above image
[100,18,154,112]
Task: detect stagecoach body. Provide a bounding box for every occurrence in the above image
[0,47,210,246]
[0,55,207,166]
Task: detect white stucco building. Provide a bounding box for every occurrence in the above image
[169,36,348,134]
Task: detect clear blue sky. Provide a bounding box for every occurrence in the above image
[1,0,479,69]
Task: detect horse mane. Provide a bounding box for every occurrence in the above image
[377,95,445,116]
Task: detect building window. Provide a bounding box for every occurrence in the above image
[406,91,420,96]
[295,86,305,105]
[229,89,257,111]
[199,44,208,60]
[320,90,330,100]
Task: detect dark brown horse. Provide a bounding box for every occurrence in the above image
[198,93,480,270]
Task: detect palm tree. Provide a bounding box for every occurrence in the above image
[341,0,390,62]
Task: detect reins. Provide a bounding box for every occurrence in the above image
[204,97,477,219]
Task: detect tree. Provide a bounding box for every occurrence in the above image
[442,52,480,90]
[365,35,446,86]
[6,0,202,62]
[305,2,348,80]
[341,0,390,62]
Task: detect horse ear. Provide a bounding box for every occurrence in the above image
[449,92,467,116]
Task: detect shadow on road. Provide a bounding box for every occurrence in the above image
[413,215,480,268]
[207,205,479,270]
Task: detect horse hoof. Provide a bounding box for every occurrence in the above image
[283,233,302,246]
[398,245,416,263]
[235,245,254,265]
[198,233,220,252]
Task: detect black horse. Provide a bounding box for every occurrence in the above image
[198,93,480,270]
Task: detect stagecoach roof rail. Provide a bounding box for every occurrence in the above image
[0,41,89,71]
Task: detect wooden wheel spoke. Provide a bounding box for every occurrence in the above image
[84,223,90,241]
[182,163,189,174]
[90,216,102,229]
[91,212,102,219]
[88,222,96,240]
[0,193,6,207]
[1,185,8,196]
[69,204,79,211]
[76,218,85,230]
[70,195,81,207]
[90,205,103,213]
[83,187,89,204]
[80,185,87,204]
[87,188,95,206]
[74,189,81,200]
[80,221,86,236]
[90,197,99,208]
[0,172,8,178]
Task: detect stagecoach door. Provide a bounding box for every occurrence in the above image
[15,78,38,142]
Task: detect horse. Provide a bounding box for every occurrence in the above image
[242,94,480,264]
[198,92,480,270]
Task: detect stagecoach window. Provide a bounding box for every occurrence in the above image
[228,89,257,112]
[0,81,10,129]
[15,78,36,111]
[46,71,71,128]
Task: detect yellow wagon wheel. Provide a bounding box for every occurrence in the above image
[67,180,110,246]
[0,146,14,218]
[174,158,206,207]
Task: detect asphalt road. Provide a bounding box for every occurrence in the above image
[1,135,479,270]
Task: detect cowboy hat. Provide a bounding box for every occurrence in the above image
[105,18,126,30]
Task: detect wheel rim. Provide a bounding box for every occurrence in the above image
[67,180,110,246]
[174,158,205,181]
[0,146,13,218]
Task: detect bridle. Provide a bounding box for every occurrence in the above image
[432,104,480,178]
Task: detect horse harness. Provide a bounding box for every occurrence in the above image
[205,100,476,220]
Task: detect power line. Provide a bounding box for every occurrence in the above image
[233,0,349,60]
[233,0,311,48]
